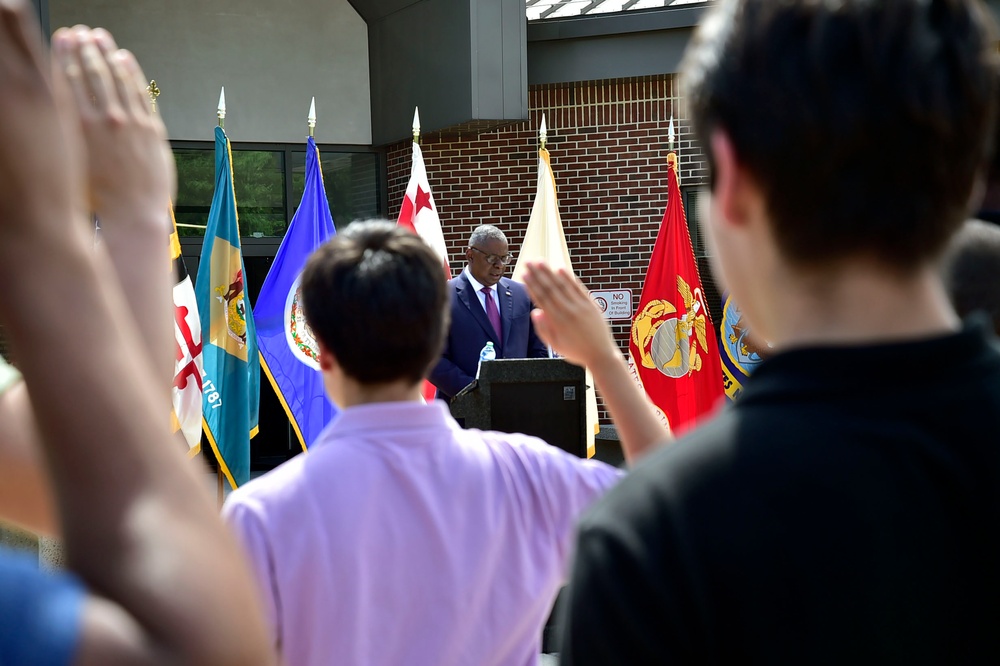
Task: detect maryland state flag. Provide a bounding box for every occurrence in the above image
[397,130,451,402]
[169,205,204,453]
[719,292,769,401]
[195,126,260,489]
[512,145,600,458]
[628,152,723,434]
[257,136,337,451]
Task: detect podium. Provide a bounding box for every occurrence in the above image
[449,358,588,458]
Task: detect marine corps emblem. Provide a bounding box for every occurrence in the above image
[214,269,248,348]
[632,275,711,378]
[284,274,320,370]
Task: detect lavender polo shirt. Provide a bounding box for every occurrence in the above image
[223,400,622,666]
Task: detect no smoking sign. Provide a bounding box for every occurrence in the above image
[589,289,633,320]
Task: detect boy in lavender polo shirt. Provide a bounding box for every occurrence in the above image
[223,221,669,665]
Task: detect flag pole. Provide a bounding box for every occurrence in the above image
[308,97,316,137]
[217,86,226,129]
[412,106,421,145]
[537,113,554,359]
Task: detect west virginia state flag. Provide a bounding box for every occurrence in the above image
[257,137,337,451]
[628,151,723,434]
[195,126,260,489]
[169,204,204,453]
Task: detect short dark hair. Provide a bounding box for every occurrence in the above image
[943,219,1000,335]
[300,220,449,384]
[684,0,998,271]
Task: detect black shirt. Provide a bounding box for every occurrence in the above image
[560,319,1000,664]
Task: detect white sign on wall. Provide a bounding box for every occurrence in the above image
[590,289,633,320]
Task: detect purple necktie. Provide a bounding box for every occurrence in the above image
[482,287,502,341]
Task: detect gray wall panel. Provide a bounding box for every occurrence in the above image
[368,0,473,145]
[368,0,527,146]
[527,28,692,85]
[49,0,371,144]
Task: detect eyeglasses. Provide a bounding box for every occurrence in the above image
[469,246,513,266]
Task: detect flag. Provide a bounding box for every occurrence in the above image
[397,140,451,401]
[257,137,338,450]
[719,292,769,401]
[512,147,600,458]
[170,204,204,454]
[195,125,260,489]
[628,151,724,435]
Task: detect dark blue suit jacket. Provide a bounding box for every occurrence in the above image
[429,272,549,400]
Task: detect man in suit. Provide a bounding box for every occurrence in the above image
[429,224,549,400]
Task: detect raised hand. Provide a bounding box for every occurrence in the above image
[523,260,621,370]
[52,25,176,386]
[0,0,85,267]
[52,26,174,228]
[524,260,671,461]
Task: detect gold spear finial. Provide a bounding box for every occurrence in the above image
[412,106,421,144]
[539,113,548,151]
[146,79,160,113]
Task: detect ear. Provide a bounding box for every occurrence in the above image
[709,129,752,229]
[465,247,473,263]
[317,340,336,373]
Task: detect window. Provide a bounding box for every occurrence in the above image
[684,187,723,322]
[172,142,383,238]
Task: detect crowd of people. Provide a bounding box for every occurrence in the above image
[2,0,1000,664]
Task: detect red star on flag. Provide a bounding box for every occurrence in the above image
[415,185,433,215]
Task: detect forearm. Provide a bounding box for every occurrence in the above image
[587,349,671,465]
[1,230,267,664]
[99,217,174,393]
[0,382,57,534]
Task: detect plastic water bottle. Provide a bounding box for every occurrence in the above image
[476,341,496,379]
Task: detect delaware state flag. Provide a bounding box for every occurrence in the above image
[257,136,338,450]
[195,126,260,489]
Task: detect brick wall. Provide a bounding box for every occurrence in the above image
[387,74,714,423]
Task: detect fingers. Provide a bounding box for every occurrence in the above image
[92,28,135,115]
[53,25,135,125]
[524,260,590,318]
[78,27,118,116]
[0,0,43,61]
[0,0,47,86]
[531,309,557,349]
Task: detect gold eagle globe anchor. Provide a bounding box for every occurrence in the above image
[632,276,710,378]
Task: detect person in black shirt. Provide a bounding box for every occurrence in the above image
[545,1,1000,663]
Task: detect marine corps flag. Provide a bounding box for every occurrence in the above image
[628,152,724,434]
[169,204,204,453]
[195,126,260,489]
[257,136,338,450]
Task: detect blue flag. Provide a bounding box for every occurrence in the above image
[719,292,768,401]
[256,137,338,450]
[195,126,260,489]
